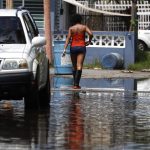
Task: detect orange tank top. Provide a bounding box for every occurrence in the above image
[71,33,85,47]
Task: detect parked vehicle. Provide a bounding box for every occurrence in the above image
[138,26,150,51]
[0,7,50,109]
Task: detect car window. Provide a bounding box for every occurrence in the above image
[0,17,26,44]
[23,13,38,41]
[145,26,150,30]
[28,13,39,36]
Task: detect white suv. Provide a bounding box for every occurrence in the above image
[138,26,150,51]
[0,7,50,109]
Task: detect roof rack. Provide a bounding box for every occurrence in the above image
[16,6,26,16]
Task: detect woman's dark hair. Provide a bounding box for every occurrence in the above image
[72,14,82,25]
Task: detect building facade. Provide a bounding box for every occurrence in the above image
[0,0,55,33]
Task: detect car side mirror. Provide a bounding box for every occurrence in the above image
[32,36,46,47]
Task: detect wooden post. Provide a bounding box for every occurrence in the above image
[130,0,137,32]
[130,0,138,61]
[6,0,13,9]
[43,0,52,64]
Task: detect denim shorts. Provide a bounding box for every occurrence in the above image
[70,46,86,54]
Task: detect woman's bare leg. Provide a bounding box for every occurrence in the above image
[76,53,85,70]
[70,54,77,86]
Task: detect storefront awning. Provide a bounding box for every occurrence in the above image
[62,0,131,17]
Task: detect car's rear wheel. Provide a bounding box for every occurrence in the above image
[138,40,147,51]
[39,65,50,108]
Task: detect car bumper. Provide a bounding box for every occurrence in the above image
[0,72,34,100]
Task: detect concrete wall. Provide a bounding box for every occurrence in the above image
[53,31,135,69]
[85,31,135,69]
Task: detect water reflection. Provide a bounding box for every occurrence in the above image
[50,89,150,150]
[51,75,137,91]
[0,77,150,149]
[50,76,150,149]
[137,78,150,91]
[0,101,50,150]
[65,93,84,150]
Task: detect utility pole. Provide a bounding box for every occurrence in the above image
[130,0,138,61]
[6,0,13,9]
[43,0,52,64]
[22,0,25,6]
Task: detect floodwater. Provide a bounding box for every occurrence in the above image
[0,77,150,150]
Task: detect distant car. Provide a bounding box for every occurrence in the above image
[138,26,150,51]
[0,7,50,109]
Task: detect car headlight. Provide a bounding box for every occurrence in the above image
[2,59,28,70]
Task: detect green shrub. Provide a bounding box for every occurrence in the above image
[128,50,150,70]
[84,58,102,69]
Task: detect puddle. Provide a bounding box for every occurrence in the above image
[51,75,149,92]
[137,78,150,91]
[0,76,150,149]
[50,76,150,149]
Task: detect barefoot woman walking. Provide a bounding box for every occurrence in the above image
[62,14,93,89]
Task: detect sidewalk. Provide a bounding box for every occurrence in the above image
[50,68,150,79]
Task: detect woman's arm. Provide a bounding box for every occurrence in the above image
[85,26,93,46]
[62,28,71,56]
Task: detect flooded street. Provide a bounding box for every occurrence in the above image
[0,76,150,150]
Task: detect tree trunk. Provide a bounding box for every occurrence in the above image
[43,0,52,64]
[130,0,138,61]
[130,0,137,32]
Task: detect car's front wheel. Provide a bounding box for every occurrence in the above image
[138,40,147,51]
[39,65,50,108]
[24,73,40,109]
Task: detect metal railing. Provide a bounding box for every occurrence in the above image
[76,0,150,30]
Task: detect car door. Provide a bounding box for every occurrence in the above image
[22,12,47,87]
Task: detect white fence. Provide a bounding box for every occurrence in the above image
[76,0,150,30]
[53,32,125,48]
